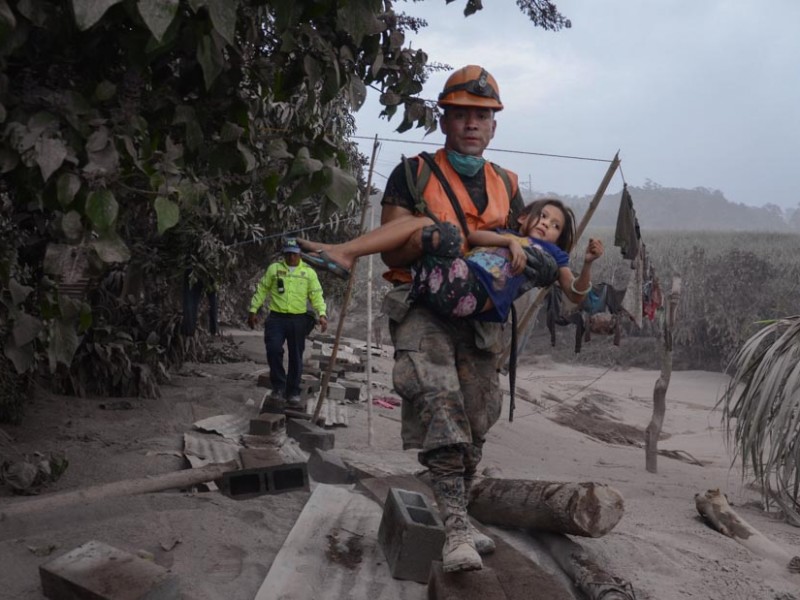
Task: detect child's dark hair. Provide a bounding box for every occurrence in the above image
[517,198,576,252]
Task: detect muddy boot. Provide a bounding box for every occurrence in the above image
[432,476,482,573]
[463,476,495,555]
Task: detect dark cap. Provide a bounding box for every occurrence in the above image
[282,237,301,254]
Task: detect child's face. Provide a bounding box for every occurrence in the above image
[521,204,565,244]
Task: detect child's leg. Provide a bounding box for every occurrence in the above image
[298,215,434,271]
[412,255,493,318]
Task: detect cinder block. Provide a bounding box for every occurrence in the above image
[307,448,353,484]
[239,447,284,469]
[40,539,179,600]
[299,430,334,452]
[327,382,346,401]
[217,462,309,500]
[427,561,506,600]
[378,487,445,583]
[259,393,285,415]
[286,418,335,452]
[249,413,286,435]
[340,381,362,401]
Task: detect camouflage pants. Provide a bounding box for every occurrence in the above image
[389,303,502,477]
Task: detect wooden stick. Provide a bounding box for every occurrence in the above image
[469,477,624,538]
[695,488,800,573]
[645,276,681,473]
[0,460,238,520]
[313,136,380,424]
[497,152,620,369]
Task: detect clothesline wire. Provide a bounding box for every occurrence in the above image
[227,139,622,250]
[352,135,614,164]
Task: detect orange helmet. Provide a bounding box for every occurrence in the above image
[437,65,503,111]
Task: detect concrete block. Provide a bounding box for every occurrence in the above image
[287,418,335,451]
[340,381,362,401]
[299,430,334,452]
[257,374,270,388]
[378,487,445,583]
[40,539,179,600]
[327,381,346,401]
[427,562,506,600]
[259,393,285,415]
[217,462,309,500]
[239,447,284,469]
[307,448,353,484]
[249,413,286,435]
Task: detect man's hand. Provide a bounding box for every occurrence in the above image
[247,313,257,329]
[319,316,328,333]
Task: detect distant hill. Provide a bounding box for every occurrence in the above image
[370,182,799,233]
[536,183,799,233]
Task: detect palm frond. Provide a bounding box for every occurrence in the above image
[719,315,800,523]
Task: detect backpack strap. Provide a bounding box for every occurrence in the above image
[418,152,471,239]
[403,155,433,217]
[489,162,516,201]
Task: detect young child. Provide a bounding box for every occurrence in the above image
[299,198,603,322]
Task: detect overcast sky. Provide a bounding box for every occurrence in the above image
[353,0,800,210]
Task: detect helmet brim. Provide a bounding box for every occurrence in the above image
[438,95,504,111]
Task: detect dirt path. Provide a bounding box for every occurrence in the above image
[1,329,798,599]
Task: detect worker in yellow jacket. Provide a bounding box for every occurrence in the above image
[248,238,328,408]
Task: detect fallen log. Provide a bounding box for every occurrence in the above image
[0,460,238,520]
[695,488,800,573]
[536,532,635,599]
[469,478,624,538]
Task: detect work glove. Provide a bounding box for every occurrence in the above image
[247,313,257,329]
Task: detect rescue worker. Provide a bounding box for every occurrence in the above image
[380,65,525,572]
[247,238,328,408]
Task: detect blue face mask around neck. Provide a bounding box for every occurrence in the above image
[446,150,486,177]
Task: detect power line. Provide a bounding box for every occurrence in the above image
[352,135,614,164]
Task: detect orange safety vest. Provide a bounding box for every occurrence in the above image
[384,148,518,284]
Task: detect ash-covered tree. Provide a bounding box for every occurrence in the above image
[0,0,569,416]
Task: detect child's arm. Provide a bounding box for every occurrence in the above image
[467,230,527,274]
[560,238,604,303]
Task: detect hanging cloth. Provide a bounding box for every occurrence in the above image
[614,184,640,260]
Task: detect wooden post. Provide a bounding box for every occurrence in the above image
[645,276,681,473]
[365,202,376,446]
[0,461,238,519]
[695,488,800,573]
[313,136,380,424]
[536,532,636,599]
[497,152,620,370]
[469,477,624,538]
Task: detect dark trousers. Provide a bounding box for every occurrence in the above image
[182,274,218,336]
[264,313,306,398]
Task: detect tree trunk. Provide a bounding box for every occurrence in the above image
[536,532,636,599]
[695,488,800,573]
[0,460,238,519]
[645,277,681,473]
[469,478,624,538]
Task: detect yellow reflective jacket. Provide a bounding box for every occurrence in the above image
[248,259,326,317]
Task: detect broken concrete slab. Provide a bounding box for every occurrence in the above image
[307,448,353,484]
[40,539,179,600]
